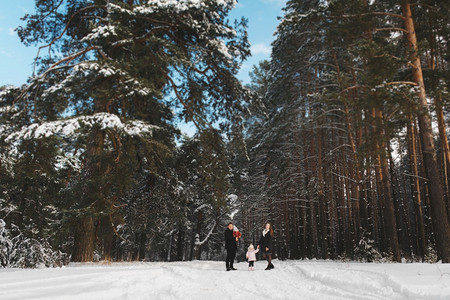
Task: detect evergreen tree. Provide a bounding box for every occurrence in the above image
[3,0,249,262]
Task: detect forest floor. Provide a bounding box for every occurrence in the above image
[0,259,449,299]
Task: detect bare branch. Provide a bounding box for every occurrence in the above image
[340,85,368,94]
[372,54,416,68]
[162,70,204,130]
[374,27,408,33]
[385,81,418,86]
[37,46,100,81]
[195,220,217,246]
[329,12,406,20]
[33,5,103,75]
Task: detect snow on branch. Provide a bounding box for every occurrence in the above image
[81,25,118,43]
[132,0,237,15]
[340,81,418,95]
[193,204,213,214]
[5,113,159,143]
[194,220,217,246]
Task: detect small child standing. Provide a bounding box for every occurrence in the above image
[246,244,259,271]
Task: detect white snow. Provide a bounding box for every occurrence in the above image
[0,260,449,299]
[209,39,232,60]
[134,0,208,14]
[5,113,159,143]
[81,25,118,43]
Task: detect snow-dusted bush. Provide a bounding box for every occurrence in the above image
[0,220,69,268]
[10,236,69,268]
[354,231,382,262]
[0,219,13,267]
[424,244,438,263]
[379,251,395,263]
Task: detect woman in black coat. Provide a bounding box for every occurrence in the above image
[257,222,274,270]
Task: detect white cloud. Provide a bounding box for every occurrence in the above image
[251,43,271,55]
[0,50,14,57]
[19,6,30,14]
[8,28,16,36]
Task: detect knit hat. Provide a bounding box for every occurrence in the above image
[248,244,254,250]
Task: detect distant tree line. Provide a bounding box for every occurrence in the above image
[233,0,450,263]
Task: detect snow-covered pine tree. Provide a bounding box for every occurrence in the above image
[0,219,68,268]
[114,130,232,261]
[354,230,382,263]
[1,85,68,266]
[6,0,249,262]
[0,219,12,267]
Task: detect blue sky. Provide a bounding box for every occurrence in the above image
[229,0,286,82]
[0,0,285,87]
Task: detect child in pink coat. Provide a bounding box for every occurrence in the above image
[246,244,259,271]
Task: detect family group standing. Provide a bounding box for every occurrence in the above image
[224,222,275,271]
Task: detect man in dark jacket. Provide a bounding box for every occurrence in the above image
[224,222,237,271]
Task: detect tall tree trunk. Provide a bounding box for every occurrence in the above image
[401,0,450,262]
[425,13,450,218]
[373,108,401,261]
[300,108,310,258]
[435,96,450,218]
[73,125,105,262]
[327,143,339,259]
[192,211,203,260]
[344,102,361,240]
[363,122,380,248]
[357,118,369,231]
[340,134,353,256]
[176,225,185,261]
[293,108,308,258]
[317,127,329,259]
[73,217,95,262]
[139,232,147,261]
[407,115,427,257]
[388,143,409,255]
[309,113,319,257]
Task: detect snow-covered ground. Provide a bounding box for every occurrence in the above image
[0,260,449,300]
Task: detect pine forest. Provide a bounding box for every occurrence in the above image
[1,0,450,268]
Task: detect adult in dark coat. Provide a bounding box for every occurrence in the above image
[224,222,238,271]
[257,222,274,270]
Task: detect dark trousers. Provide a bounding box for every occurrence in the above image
[226,249,236,269]
[248,261,254,267]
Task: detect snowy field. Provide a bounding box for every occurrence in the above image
[0,260,449,300]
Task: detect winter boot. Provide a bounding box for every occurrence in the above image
[251,267,255,271]
[248,267,252,271]
[269,263,274,269]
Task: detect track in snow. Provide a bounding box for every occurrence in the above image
[0,260,449,299]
